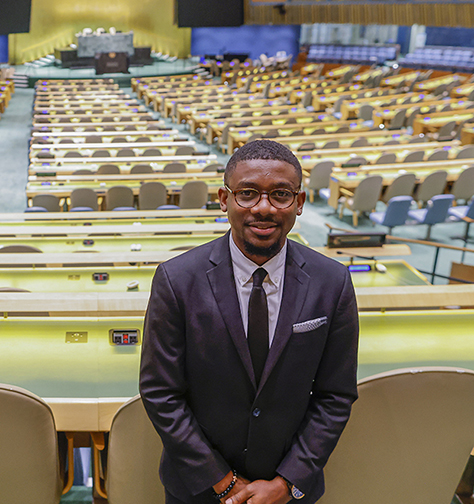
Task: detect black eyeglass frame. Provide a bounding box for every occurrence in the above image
[224,184,301,209]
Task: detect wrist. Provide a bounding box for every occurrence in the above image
[212,469,237,500]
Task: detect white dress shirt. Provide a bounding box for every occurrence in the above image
[229,233,287,346]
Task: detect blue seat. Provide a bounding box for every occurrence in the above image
[369,196,413,233]
[407,194,454,239]
[157,204,180,210]
[447,198,474,243]
[112,206,137,211]
[24,206,48,213]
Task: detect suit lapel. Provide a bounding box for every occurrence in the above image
[258,241,310,392]
[207,233,257,389]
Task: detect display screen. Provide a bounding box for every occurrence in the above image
[0,0,32,35]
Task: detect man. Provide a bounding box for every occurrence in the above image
[140,140,359,504]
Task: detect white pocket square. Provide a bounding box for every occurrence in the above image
[293,316,328,333]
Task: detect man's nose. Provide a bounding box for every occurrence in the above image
[251,193,275,215]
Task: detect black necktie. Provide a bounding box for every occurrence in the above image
[248,268,269,385]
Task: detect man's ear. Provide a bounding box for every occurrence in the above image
[218,186,228,212]
[296,190,306,215]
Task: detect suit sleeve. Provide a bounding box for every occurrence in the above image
[139,263,231,496]
[276,268,359,497]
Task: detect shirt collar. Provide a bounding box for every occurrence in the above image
[229,232,287,288]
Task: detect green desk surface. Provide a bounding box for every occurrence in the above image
[0,214,227,227]
[2,309,474,430]
[0,231,307,254]
[26,176,224,198]
[0,260,426,294]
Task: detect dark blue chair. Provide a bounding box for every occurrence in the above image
[407,194,455,239]
[447,198,474,244]
[369,196,413,233]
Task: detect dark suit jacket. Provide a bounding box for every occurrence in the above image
[140,233,359,503]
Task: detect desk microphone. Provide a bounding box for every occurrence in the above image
[335,250,387,273]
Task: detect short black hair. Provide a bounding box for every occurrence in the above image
[224,140,302,186]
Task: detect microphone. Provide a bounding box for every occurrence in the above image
[335,250,387,273]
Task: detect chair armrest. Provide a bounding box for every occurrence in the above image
[339,187,354,197]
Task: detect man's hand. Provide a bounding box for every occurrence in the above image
[225,476,291,504]
[213,472,251,504]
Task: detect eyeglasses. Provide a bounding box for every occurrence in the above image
[225,185,300,209]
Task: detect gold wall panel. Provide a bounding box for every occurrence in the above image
[245,0,474,28]
[9,0,190,64]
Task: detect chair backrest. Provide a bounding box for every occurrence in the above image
[307,161,334,191]
[106,396,165,504]
[175,146,195,156]
[116,148,135,158]
[388,109,406,130]
[111,137,127,143]
[382,173,417,203]
[297,142,316,151]
[379,195,413,227]
[64,151,83,158]
[0,245,43,253]
[403,150,424,163]
[318,367,474,504]
[351,175,383,212]
[351,138,369,148]
[0,383,63,504]
[163,162,186,173]
[106,186,134,210]
[202,163,224,172]
[70,188,99,211]
[421,194,454,224]
[97,164,120,174]
[32,194,60,212]
[405,107,421,128]
[142,148,162,157]
[435,120,456,140]
[375,153,397,165]
[139,182,167,210]
[456,146,474,160]
[72,169,94,175]
[301,91,313,108]
[427,148,449,162]
[131,164,153,174]
[416,170,448,203]
[451,166,474,201]
[322,140,339,150]
[344,156,368,167]
[358,104,374,121]
[179,181,208,209]
[92,149,111,158]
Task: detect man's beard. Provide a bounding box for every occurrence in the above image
[243,239,281,258]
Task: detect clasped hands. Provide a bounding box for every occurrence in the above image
[216,472,292,504]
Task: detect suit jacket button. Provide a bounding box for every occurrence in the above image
[252,408,261,417]
[243,448,248,453]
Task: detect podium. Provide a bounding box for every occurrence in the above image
[95,52,129,74]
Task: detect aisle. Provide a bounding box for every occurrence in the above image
[0,88,34,213]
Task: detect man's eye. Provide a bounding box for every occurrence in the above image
[239,190,257,198]
[273,190,292,198]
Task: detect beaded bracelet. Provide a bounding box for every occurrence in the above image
[213,469,238,500]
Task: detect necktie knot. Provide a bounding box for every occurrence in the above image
[252,268,267,288]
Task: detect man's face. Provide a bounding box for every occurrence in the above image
[218,158,306,265]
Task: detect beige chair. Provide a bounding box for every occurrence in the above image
[106,186,135,210]
[427,149,449,162]
[297,142,316,151]
[202,163,224,172]
[387,109,406,130]
[116,148,135,157]
[415,170,448,206]
[0,383,74,504]
[131,164,153,174]
[175,146,195,156]
[70,188,99,211]
[63,151,83,158]
[339,175,383,226]
[351,138,369,148]
[403,150,424,163]
[139,182,167,210]
[357,104,375,121]
[0,245,43,253]
[179,181,208,209]
[450,165,474,203]
[456,145,474,160]
[92,149,111,158]
[32,194,61,212]
[93,395,165,504]
[305,161,334,203]
[97,164,120,175]
[322,141,339,150]
[143,148,162,157]
[163,162,186,173]
[432,120,457,142]
[375,152,397,165]
[318,367,474,504]
[381,173,417,203]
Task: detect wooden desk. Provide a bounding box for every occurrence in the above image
[188,105,307,135]
[226,119,368,154]
[326,159,472,210]
[313,88,401,113]
[32,121,164,132]
[297,140,461,169]
[340,92,420,120]
[415,73,468,92]
[413,108,474,136]
[372,98,471,127]
[29,140,196,159]
[33,113,154,125]
[31,129,178,142]
[381,71,421,88]
[451,82,474,99]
